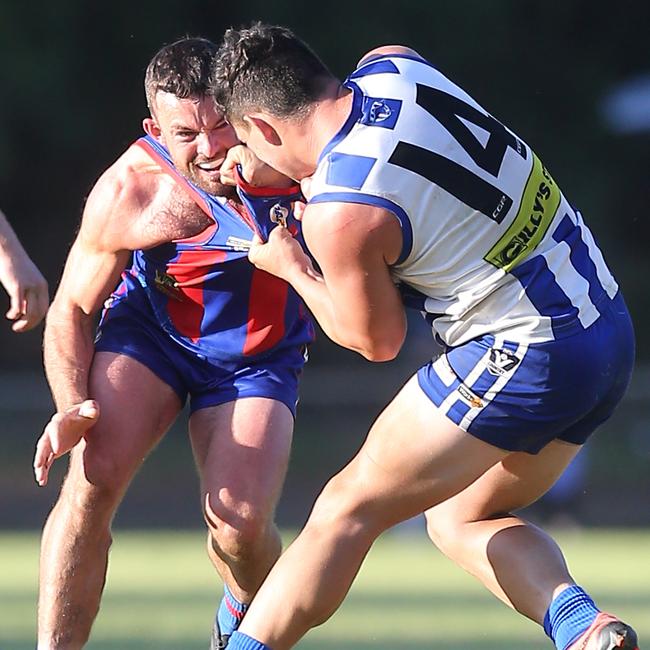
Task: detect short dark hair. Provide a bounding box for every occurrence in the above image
[145,37,217,111]
[212,22,335,121]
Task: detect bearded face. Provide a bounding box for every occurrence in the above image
[149,91,240,199]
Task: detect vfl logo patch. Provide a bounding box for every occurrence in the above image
[457,384,484,408]
[270,203,289,228]
[486,348,520,377]
[369,100,392,123]
[360,96,401,129]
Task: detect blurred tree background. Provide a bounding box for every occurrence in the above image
[0,0,648,529]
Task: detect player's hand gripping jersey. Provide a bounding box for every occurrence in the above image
[102,135,314,361]
[308,54,619,347]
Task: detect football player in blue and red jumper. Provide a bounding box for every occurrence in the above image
[34,37,313,650]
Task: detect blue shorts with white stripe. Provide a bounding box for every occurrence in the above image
[417,291,634,453]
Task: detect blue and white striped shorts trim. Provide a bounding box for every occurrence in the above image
[417,292,634,453]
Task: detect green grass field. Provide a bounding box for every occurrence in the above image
[2,528,648,649]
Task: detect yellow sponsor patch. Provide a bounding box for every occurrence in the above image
[483,153,560,271]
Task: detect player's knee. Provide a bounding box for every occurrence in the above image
[425,510,471,556]
[208,524,255,563]
[307,473,385,540]
[204,495,272,560]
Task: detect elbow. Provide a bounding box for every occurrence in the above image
[346,331,405,362]
[44,298,72,330]
[44,298,90,339]
[332,315,407,362]
[359,341,401,362]
[361,349,395,362]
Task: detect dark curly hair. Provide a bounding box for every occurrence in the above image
[145,37,217,111]
[211,22,335,122]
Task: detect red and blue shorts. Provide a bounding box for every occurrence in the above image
[95,283,306,416]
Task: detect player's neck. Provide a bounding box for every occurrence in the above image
[298,83,353,175]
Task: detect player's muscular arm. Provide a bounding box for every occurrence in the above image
[251,202,406,361]
[44,235,129,409]
[43,166,154,408]
[34,169,139,486]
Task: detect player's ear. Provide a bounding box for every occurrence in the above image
[246,115,282,146]
[142,117,162,140]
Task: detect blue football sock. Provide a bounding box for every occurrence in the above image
[217,584,248,637]
[228,631,272,650]
[543,585,600,650]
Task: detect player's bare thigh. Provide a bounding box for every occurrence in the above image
[425,439,582,526]
[189,397,294,521]
[65,351,183,492]
[316,375,509,530]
